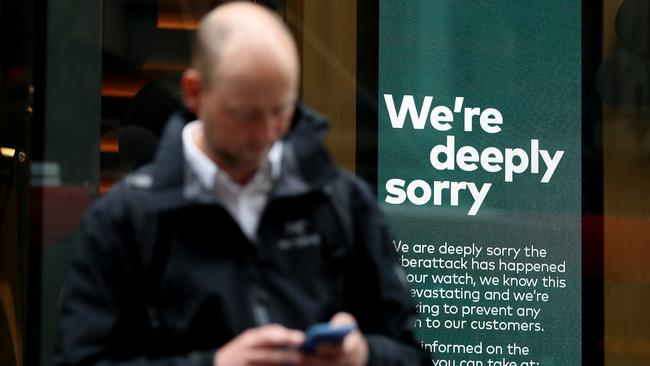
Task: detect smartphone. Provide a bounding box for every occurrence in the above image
[299,323,357,353]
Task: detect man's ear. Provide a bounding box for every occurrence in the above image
[181,68,202,114]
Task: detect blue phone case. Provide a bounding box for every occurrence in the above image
[299,323,357,352]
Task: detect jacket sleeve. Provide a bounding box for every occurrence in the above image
[54,189,215,366]
[342,177,431,366]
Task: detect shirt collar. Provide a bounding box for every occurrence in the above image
[181,119,283,192]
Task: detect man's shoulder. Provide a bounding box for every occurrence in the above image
[84,165,157,225]
[323,168,384,233]
[332,168,376,203]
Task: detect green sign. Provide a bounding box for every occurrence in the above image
[379,2,581,365]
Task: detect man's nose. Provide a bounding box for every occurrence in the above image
[251,111,281,139]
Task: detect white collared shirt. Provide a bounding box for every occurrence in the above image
[182,120,283,241]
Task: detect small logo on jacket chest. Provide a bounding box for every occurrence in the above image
[276,219,322,250]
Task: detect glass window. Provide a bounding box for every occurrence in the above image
[0,1,648,365]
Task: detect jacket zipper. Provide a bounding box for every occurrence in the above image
[252,285,271,325]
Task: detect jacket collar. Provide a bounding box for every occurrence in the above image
[143,104,340,212]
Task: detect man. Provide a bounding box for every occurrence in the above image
[55,3,429,366]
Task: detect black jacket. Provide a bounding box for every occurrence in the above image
[55,106,430,366]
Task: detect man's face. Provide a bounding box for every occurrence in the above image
[196,56,297,180]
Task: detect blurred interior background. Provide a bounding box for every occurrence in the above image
[0,0,648,365]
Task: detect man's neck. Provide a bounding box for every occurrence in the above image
[192,126,255,186]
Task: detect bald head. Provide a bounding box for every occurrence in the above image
[193,2,299,90]
[181,2,300,185]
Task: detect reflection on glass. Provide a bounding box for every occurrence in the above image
[601,1,650,365]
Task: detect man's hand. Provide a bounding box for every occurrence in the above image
[213,324,305,366]
[302,312,369,366]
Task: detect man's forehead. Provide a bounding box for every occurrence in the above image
[222,22,297,60]
[208,35,297,87]
[219,97,297,112]
[212,73,298,104]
